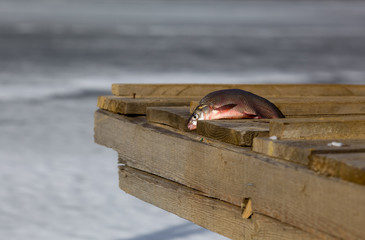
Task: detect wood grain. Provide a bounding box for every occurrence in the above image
[97,96,199,115]
[252,137,365,165]
[119,166,316,240]
[94,109,364,240]
[146,106,269,145]
[146,106,191,131]
[310,153,365,185]
[269,116,365,140]
[111,84,365,97]
[197,119,269,146]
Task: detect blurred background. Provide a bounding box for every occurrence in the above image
[1,0,365,239]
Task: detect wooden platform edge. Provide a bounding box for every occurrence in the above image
[119,166,318,240]
[94,109,365,240]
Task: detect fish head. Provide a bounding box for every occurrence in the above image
[187,104,210,130]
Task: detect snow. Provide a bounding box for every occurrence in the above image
[0,97,227,240]
[269,136,278,140]
[327,142,344,147]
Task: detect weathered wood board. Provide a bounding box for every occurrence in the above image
[190,96,365,116]
[252,137,365,166]
[197,120,269,146]
[146,106,365,146]
[112,84,365,97]
[273,96,365,116]
[146,106,269,146]
[119,166,317,240]
[269,116,365,140]
[94,109,365,240]
[97,96,199,115]
[146,106,191,131]
[310,153,365,185]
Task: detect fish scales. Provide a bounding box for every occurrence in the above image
[188,89,284,130]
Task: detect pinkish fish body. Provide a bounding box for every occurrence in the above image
[187,89,285,130]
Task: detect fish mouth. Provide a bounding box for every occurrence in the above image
[187,121,197,130]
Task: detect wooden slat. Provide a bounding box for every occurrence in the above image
[94,109,365,240]
[146,106,269,145]
[97,96,199,115]
[253,138,365,185]
[112,84,365,97]
[273,96,365,116]
[119,166,316,240]
[310,153,365,185]
[269,116,365,140]
[252,137,365,165]
[146,107,191,131]
[197,120,269,146]
[190,96,365,116]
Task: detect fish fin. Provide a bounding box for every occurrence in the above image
[242,112,260,119]
[213,104,237,112]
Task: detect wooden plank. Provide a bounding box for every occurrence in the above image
[146,106,191,131]
[272,96,365,116]
[252,137,365,166]
[146,106,269,145]
[269,116,365,140]
[94,109,365,240]
[190,96,365,116]
[112,84,365,97]
[97,96,199,115]
[119,166,317,240]
[197,119,269,146]
[310,153,365,185]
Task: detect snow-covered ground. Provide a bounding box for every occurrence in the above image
[0,96,228,240]
[1,1,365,239]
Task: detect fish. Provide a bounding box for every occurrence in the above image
[187,89,285,130]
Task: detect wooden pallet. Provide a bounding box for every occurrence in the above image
[94,84,365,240]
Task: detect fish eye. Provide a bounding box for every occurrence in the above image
[192,113,199,120]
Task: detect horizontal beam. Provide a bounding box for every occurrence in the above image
[119,166,316,240]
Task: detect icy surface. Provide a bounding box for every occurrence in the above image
[0,97,226,240]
